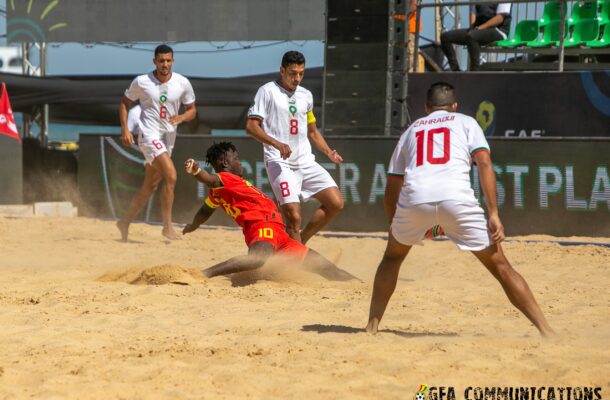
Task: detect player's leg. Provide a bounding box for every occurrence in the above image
[151,152,181,240]
[302,249,360,281]
[473,244,556,337]
[116,164,162,241]
[366,232,412,333]
[267,161,304,242]
[299,163,344,244]
[301,187,344,244]
[281,202,303,242]
[203,241,275,278]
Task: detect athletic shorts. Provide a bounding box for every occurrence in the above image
[391,200,491,251]
[244,221,309,260]
[266,160,338,205]
[138,131,176,165]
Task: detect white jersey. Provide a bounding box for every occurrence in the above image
[248,81,316,167]
[388,110,490,205]
[127,104,142,134]
[124,72,195,139]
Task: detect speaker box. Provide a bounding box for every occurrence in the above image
[325,71,387,99]
[326,43,388,71]
[327,16,389,43]
[323,99,386,127]
[327,0,390,17]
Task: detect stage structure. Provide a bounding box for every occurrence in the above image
[323,0,409,136]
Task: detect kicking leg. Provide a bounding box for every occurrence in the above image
[473,243,556,337]
[303,249,360,282]
[116,164,162,241]
[366,233,412,334]
[301,187,344,244]
[203,241,274,278]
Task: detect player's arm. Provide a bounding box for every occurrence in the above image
[384,175,404,224]
[170,102,197,126]
[183,202,216,235]
[473,150,505,243]
[119,96,134,147]
[245,118,292,159]
[184,159,221,188]
[307,122,343,164]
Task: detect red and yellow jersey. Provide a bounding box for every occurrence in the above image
[204,172,284,229]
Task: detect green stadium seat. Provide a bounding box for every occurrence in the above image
[527,20,568,47]
[539,1,565,26]
[497,20,539,47]
[564,19,600,47]
[568,1,599,25]
[597,0,610,25]
[586,21,610,46]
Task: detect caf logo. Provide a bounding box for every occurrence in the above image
[414,384,429,400]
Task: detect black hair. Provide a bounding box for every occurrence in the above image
[426,81,456,108]
[281,51,306,68]
[154,44,174,58]
[205,141,237,169]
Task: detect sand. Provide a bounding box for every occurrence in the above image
[0,216,608,399]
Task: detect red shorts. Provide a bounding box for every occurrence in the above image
[244,221,309,260]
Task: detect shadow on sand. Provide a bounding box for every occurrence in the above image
[301,324,458,338]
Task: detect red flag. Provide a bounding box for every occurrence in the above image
[0,83,20,142]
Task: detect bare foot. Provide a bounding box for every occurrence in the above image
[162,227,182,240]
[116,220,129,242]
[365,318,379,334]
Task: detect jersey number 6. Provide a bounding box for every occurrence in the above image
[415,127,450,166]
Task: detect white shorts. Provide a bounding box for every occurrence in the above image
[138,131,176,165]
[266,160,338,205]
[391,200,491,251]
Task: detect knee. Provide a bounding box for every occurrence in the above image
[144,180,160,194]
[284,209,302,228]
[163,172,177,188]
[325,196,344,215]
[440,32,451,44]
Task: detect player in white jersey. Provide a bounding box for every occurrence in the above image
[246,51,344,244]
[366,82,555,337]
[117,44,197,241]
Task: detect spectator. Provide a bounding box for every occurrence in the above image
[440,3,511,71]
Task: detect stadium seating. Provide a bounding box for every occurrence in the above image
[598,0,610,25]
[539,1,565,26]
[564,19,600,47]
[586,20,610,46]
[527,20,568,47]
[568,1,599,25]
[497,20,539,47]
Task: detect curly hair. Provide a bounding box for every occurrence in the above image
[205,141,237,168]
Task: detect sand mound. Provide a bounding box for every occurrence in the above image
[97,264,206,285]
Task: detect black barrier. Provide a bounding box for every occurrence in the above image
[78,134,610,237]
[407,72,610,137]
[0,134,22,204]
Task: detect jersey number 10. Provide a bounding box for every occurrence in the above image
[415,127,450,166]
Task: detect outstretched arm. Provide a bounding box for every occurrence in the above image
[307,123,343,164]
[473,150,504,243]
[183,203,216,235]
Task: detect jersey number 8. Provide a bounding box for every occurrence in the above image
[289,119,298,135]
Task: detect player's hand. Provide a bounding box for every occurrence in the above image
[327,149,343,164]
[185,158,201,175]
[169,114,184,126]
[182,224,198,235]
[488,213,505,243]
[120,129,134,147]
[274,141,292,159]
